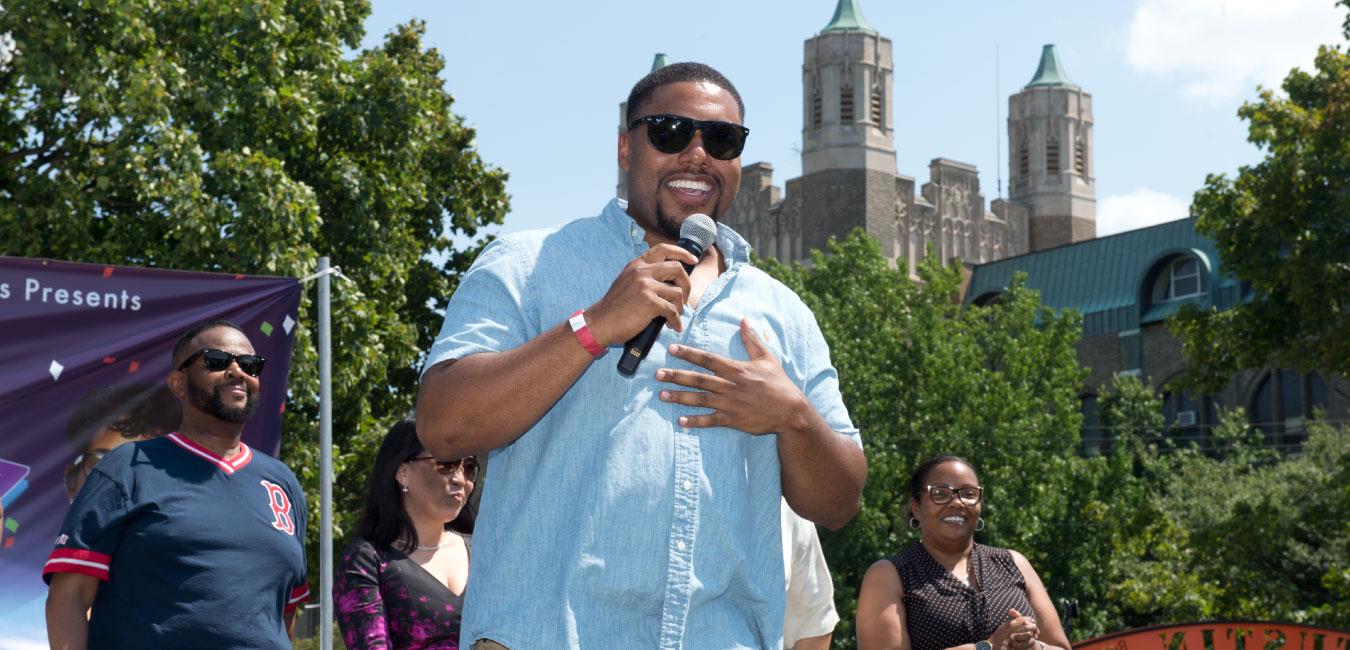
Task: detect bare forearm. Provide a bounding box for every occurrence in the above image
[416,322,596,458]
[779,398,866,529]
[794,633,834,650]
[46,590,90,650]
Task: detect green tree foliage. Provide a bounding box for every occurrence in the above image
[1172,3,1350,389]
[761,235,1348,647]
[760,231,1088,645]
[0,0,508,579]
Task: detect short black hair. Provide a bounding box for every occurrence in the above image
[173,319,246,366]
[64,383,181,451]
[625,61,745,126]
[906,454,976,516]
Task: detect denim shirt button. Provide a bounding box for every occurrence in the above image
[682,479,692,491]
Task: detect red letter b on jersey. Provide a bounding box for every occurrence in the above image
[261,481,295,535]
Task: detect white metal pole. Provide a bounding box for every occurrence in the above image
[318,256,334,650]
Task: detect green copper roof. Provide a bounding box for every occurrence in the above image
[964,218,1242,337]
[1025,44,1077,89]
[650,53,669,72]
[821,0,876,34]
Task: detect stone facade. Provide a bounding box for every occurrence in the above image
[714,8,1089,272]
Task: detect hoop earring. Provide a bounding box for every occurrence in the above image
[976,517,986,531]
[908,516,920,530]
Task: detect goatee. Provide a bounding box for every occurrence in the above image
[654,188,719,241]
[187,376,259,424]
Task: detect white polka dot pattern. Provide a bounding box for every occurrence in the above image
[887,542,1035,650]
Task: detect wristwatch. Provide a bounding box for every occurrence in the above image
[976,641,994,650]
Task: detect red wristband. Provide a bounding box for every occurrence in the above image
[568,309,605,358]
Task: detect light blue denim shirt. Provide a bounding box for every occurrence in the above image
[424,199,860,650]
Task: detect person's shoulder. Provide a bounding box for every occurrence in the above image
[246,448,302,485]
[494,209,611,253]
[976,542,1029,571]
[861,556,904,594]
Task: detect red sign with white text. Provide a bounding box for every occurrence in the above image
[1075,622,1348,650]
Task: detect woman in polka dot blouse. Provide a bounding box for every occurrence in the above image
[854,455,1072,650]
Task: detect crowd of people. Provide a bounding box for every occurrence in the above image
[43,62,1069,650]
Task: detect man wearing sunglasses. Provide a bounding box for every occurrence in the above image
[418,62,865,650]
[46,319,309,649]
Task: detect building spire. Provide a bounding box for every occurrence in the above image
[1025,44,1076,89]
[821,0,876,34]
[650,53,669,72]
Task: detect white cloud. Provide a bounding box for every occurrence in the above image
[1124,0,1343,103]
[1098,188,1191,235]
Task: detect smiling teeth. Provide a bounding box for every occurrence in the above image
[668,179,711,192]
[941,516,966,523]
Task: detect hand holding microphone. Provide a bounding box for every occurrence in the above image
[617,215,717,375]
[580,214,717,375]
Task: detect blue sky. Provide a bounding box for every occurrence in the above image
[361,0,1343,239]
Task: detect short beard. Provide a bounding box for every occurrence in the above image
[187,375,258,424]
[653,186,719,241]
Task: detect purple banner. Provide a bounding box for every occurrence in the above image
[0,256,302,646]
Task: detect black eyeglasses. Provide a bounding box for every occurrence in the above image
[628,114,750,160]
[407,456,478,480]
[177,348,267,377]
[927,484,983,505]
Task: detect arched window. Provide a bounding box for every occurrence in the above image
[1017,144,1030,180]
[1074,139,1086,175]
[1248,370,1329,450]
[972,291,1002,307]
[1146,254,1208,313]
[1046,139,1059,174]
[1164,257,1202,300]
[840,84,854,122]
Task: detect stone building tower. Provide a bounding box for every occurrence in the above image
[790,0,899,261]
[1008,45,1096,251]
[617,53,670,201]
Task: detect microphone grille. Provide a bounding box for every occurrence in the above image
[680,214,717,249]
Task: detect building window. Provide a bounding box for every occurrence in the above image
[1074,140,1086,174]
[1018,145,1029,180]
[1046,139,1059,174]
[1165,257,1202,300]
[840,85,854,122]
[1162,388,1218,449]
[1249,370,1329,450]
[870,83,883,124]
[812,87,822,129]
[1081,394,1105,456]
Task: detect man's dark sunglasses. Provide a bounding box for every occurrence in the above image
[628,114,750,160]
[407,456,478,480]
[177,348,266,377]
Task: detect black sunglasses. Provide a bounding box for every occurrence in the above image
[628,114,749,161]
[407,456,478,480]
[177,348,266,377]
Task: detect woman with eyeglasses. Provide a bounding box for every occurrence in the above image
[855,455,1070,650]
[335,419,478,649]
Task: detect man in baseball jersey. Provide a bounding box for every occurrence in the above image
[44,319,308,649]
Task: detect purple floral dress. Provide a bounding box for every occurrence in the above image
[335,534,470,649]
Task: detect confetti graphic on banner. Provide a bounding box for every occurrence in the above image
[260,321,274,337]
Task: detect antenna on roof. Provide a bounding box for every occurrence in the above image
[996,45,1003,200]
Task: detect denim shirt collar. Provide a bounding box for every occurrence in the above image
[604,197,752,268]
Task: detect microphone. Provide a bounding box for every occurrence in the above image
[617,213,718,376]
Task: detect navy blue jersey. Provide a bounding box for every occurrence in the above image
[45,433,309,649]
